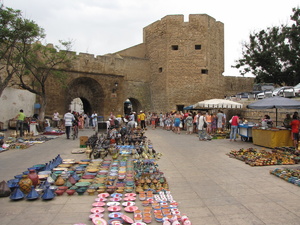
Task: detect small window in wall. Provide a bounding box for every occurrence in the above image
[195,45,201,50]
[159,67,163,73]
[201,69,208,74]
[171,45,179,50]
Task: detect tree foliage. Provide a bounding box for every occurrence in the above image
[14,41,74,121]
[233,7,300,86]
[0,6,44,96]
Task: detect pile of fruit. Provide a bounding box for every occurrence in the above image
[227,147,297,166]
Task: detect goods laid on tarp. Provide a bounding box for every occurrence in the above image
[4,130,192,225]
[270,167,300,187]
[227,147,299,166]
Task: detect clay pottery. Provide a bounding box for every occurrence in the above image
[55,189,64,196]
[87,189,96,196]
[66,189,76,195]
[27,169,39,187]
[18,175,33,194]
[68,176,76,185]
[41,186,55,200]
[57,186,68,192]
[10,185,25,200]
[26,186,40,200]
[55,175,65,186]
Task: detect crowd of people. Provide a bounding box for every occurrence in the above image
[56,109,300,146]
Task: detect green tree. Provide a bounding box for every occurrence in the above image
[233,7,300,86]
[0,6,44,96]
[15,41,74,121]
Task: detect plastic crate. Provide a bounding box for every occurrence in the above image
[80,145,87,148]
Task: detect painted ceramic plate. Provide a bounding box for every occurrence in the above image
[131,223,147,225]
[123,196,136,201]
[108,212,123,219]
[124,193,136,197]
[107,201,121,207]
[122,201,135,207]
[121,214,134,224]
[98,193,110,198]
[95,197,108,202]
[92,202,106,207]
[108,218,123,225]
[124,206,138,212]
[92,217,107,225]
[90,207,105,214]
[107,206,122,212]
[111,193,123,198]
[110,197,122,202]
[89,213,104,219]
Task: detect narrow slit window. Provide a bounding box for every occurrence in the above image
[195,45,201,50]
[201,69,208,74]
[171,45,179,50]
[159,67,163,72]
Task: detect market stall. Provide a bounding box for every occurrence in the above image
[247,96,300,148]
[252,127,293,148]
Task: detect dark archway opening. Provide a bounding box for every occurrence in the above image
[124,98,142,116]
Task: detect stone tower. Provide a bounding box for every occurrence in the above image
[143,14,224,112]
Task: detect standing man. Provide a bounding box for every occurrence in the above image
[139,111,146,129]
[216,110,224,132]
[64,110,75,139]
[15,109,26,137]
[91,111,98,131]
[198,112,208,141]
[52,111,60,128]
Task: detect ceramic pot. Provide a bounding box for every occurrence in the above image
[55,190,64,196]
[10,185,25,200]
[18,175,33,194]
[55,175,65,186]
[41,186,55,200]
[28,169,39,187]
[26,186,40,200]
[66,189,76,195]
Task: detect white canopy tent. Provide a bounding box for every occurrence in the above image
[192,99,243,109]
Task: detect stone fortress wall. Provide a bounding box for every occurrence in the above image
[2,13,254,123]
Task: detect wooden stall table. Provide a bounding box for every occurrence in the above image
[252,127,293,148]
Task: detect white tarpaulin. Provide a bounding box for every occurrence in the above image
[193,99,243,109]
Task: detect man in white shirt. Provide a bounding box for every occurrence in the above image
[64,110,75,139]
[91,112,98,131]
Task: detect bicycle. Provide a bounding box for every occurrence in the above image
[72,123,78,140]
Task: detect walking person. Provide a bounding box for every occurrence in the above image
[15,109,26,137]
[198,112,208,141]
[64,110,75,139]
[229,113,239,142]
[290,114,300,150]
[174,111,183,134]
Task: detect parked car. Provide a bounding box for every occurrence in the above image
[293,83,300,96]
[256,90,273,99]
[235,92,249,99]
[272,86,294,97]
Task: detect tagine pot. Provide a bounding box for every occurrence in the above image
[18,175,33,194]
[28,169,39,187]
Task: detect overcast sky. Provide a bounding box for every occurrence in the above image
[3,0,299,76]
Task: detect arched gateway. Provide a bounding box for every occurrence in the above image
[65,77,104,116]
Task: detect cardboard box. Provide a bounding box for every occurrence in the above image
[80,136,89,145]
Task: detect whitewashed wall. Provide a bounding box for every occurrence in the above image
[0,87,36,129]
